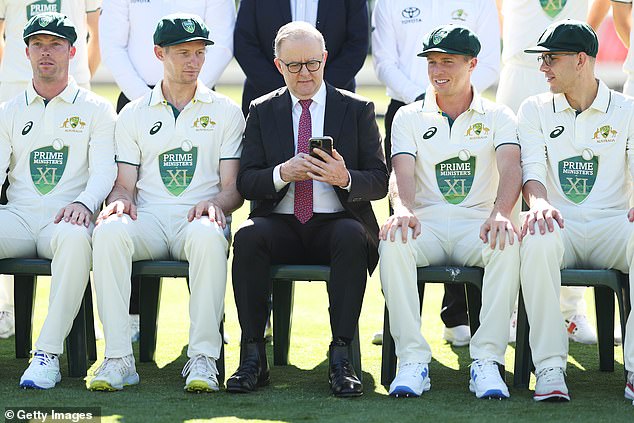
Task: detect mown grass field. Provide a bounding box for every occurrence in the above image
[0,84,632,422]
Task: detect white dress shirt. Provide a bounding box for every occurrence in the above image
[291,0,319,26]
[273,83,347,214]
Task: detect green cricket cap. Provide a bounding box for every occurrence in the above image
[417,24,481,57]
[23,12,77,46]
[524,19,598,57]
[153,14,214,47]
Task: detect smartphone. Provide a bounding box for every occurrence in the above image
[309,136,333,160]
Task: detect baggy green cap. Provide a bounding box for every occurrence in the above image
[524,19,598,57]
[417,24,481,57]
[153,13,214,47]
[23,12,77,46]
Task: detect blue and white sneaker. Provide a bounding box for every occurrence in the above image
[469,359,509,399]
[19,351,61,389]
[389,362,430,398]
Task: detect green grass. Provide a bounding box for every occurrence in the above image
[1,84,632,422]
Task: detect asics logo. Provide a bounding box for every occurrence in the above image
[550,126,564,138]
[150,121,162,135]
[423,127,437,139]
[22,121,33,135]
[402,7,420,19]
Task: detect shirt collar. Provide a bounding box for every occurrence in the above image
[553,79,611,114]
[421,85,485,115]
[148,80,214,107]
[289,81,326,109]
[25,76,80,105]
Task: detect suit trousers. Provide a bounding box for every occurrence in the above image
[379,205,520,365]
[92,206,228,359]
[520,207,634,373]
[232,212,369,342]
[0,205,92,354]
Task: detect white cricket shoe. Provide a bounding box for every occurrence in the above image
[130,314,140,343]
[19,351,61,389]
[389,362,430,398]
[182,354,219,393]
[469,359,509,399]
[443,325,470,347]
[625,371,634,401]
[89,354,139,391]
[565,314,597,344]
[534,367,570,401]
[0,310,15,338]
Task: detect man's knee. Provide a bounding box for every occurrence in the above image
[92,216,130,246]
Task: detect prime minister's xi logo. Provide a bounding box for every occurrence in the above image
[182,20,196,34]
[540,0,567,19]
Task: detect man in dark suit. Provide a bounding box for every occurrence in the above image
[227,21,387,397]
[233,0,369,116]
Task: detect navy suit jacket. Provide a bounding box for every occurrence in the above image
[234,0,369,116]
[236,83,388,273]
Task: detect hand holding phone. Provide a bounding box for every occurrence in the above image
[309,136,333,161]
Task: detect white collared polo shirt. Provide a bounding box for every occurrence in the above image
[0,78,116,212]
[115,81,244,208]
[519,80,634,210]
[391,85,518,212]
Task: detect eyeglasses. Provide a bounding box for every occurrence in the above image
[537,53,578,66]
[279,59,322,73]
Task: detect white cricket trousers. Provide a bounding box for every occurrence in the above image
[379,205,520,365]
[0,205,92,354]
[520,207,634,373]
[92,206,228,359]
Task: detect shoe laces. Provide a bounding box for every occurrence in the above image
[470,359,500,381]
[30,351,57,368]
[536,367,565,383]
[627,371,634,385]
[94,356,133,377]
[0,310,12,319]
[398,362,428,379]
[182,354,217,379]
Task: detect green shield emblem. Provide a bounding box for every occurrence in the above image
[600,125,611,138]
[558,155,598,204]
[69,116,79,129]
[540,0,567,19]
[30,145,68,195]
[182,20,196,34]
[435,156,476,204]
[159,147,198,196]
[473,123,483,136]
[27,0,61,20]
[200,116,209,128]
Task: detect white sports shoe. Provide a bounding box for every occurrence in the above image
[130,314,140,343]
[182,354,219,393]
[565,314,597,344]
[19,351,61,389]
[625,371,634,401]
[534,367,570,401]
[509,309,517,343]
[389,362,430,398]
[0,310,15,338]
[469,359,509,399]
[443,325,471,347]
[89,354,139,391]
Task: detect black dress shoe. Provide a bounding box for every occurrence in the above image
[328,341,363,397]
[226,341,270,393]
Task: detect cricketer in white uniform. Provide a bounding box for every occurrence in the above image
[612,0,634,96]
[496,0,611,346]
[379,25,521,399]
[89,14,244,393]
[99,0,235,112]
[520,20,634,402]
[0,0,102,340]
[0,12,116,389]
[372,0,501,346]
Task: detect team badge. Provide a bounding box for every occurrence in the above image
[30,145,68,195]
[592,125,617,143]
[465,122,490,139]
[193,115,215,130]
[432,29,448,45]
[558,155,598,204]
[182,20,196,34]
[159,147,198,196]
[435,156,476,204]
[28,0,59,19]
[540,0,567,19]
[451,9,467,21]
[60,116,86,132]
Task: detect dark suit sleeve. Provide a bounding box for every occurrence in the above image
[234,0,284,94]
[339,101,388,202]
[323,0,369,89]
[236,102,280,201]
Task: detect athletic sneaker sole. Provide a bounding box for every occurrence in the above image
[185,380,219,393]
[534,391,570,402]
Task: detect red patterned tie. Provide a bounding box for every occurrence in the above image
[294,99,313,223]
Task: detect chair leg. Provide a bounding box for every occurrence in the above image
[84,281,97,361]
[139,276,162,363]
[14,275,36,358]
[65,289,88,377]
[272,279,294,366]
[380,305,396,388]
[594,286,615,372]
[513,288,533,388]
[465,283,482,334]
[350,326,362,382]
[218,319,225,386]
[618,278,630,381]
